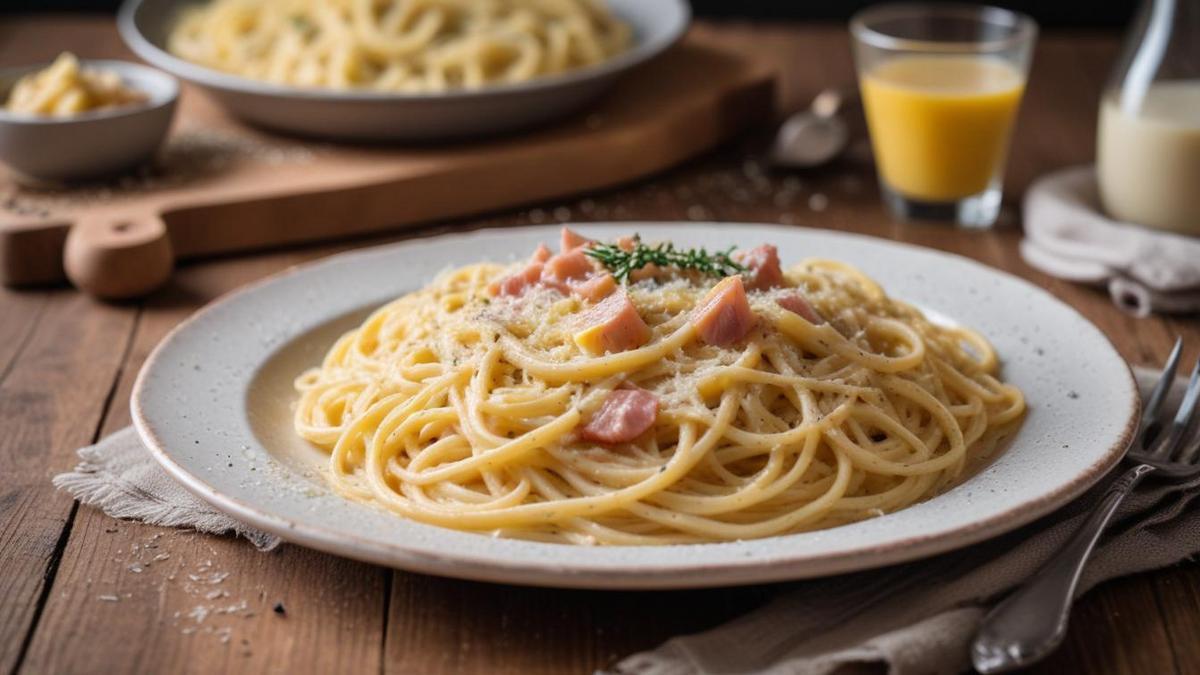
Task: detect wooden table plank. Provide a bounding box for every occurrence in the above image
[0,288,48,381]
[0,291,137,674]
[1032,573,1183,675]
[1,15,1198,675]
[1155,568,1200,675]
[386,574,773,675]
[20,251,389,675]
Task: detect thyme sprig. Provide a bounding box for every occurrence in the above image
[584,235,746,284]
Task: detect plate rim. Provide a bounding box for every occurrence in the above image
[131,223,1139,589]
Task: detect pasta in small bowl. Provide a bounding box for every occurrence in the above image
[117,0,690,141]
[0,53,178,184]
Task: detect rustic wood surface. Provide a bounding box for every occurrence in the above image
[0,28,773,290]
[3,16,1198,675]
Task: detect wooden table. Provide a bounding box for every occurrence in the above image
[3,16,1198,675]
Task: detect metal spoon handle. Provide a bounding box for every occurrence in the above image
[812,88,858,118]
[971,463,1154,673]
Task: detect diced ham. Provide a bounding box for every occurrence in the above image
[493,243,612,300]
[560,227,593,253]
[693,276,757,346]
[616,235,638,252]
[531,243,552,263]
[568,272,616,302]
[490,261,544,297]
[542,249,594,286]
[736,244,784,291]
[573,290,651,355]
[777,291,824,324]
[580,389,659,444]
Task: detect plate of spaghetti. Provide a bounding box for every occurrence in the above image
[132,223,1138,588]
[117,0,689,140]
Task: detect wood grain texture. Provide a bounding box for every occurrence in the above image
[0,25,774,288]
[385,574,773,675]
[0,16,1197,675]
[19,252,389,675]
[0,291,136,674]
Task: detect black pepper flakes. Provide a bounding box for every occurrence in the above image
[273,602,286,616]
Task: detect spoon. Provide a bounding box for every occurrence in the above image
[770,89,857,169]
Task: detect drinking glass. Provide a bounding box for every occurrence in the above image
[851,4,1037,228]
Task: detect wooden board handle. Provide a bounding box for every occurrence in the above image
[63,211,174,299]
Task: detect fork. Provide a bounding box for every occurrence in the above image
[972,338,1200,673]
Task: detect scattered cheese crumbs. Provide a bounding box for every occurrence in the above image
[218,600,249,615]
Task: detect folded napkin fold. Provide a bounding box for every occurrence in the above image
[55,369,1188,675]
[1021,166,1200,316]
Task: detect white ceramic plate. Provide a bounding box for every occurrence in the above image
[132,224,1138,589]
[118,0,690,141]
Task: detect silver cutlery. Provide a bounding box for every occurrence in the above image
[769,88,857,169]
[972,337,1200,672]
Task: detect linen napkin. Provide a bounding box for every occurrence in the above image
[55,369,1188,675]
[1021,166,1200,316]
[52,427,281,551]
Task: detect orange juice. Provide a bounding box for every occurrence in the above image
[860,56,1026,202]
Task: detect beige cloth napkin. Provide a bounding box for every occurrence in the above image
[55,369,1189,675]
[1021,166,1200,316]
[53,427,280,551]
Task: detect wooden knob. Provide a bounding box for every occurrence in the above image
[64,212,174,299]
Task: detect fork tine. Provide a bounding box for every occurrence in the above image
[1149,355,1200,461]
[1138,338,1184,449]
[1168,357,1200,464]
[1176,434,1200,466]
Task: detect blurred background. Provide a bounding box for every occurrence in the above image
[0,1,1138,27]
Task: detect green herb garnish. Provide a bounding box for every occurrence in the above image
[584,235,746,284]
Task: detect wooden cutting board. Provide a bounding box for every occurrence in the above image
[0,32,774,297]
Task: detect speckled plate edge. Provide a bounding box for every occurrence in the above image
[131,223,1139,589]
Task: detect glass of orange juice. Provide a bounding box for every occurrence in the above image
[851,4,1037,228]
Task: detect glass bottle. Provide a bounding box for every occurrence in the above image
[1096,0,1200,234]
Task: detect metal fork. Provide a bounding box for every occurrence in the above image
[972,338,1200,673]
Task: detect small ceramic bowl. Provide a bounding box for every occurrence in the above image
[0,59,178,184]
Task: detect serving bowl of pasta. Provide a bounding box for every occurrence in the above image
[117,0,690,141]
[131,223,1139,588]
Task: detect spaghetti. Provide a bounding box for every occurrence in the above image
[294,231,1025,545]
[168,0,633,93]
[5,53,147,116]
